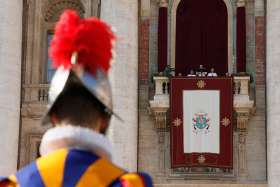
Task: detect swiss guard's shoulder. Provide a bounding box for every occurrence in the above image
[0,175,18,187]
[111,172,153,187]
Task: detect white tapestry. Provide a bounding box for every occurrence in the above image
[183,90,220,154]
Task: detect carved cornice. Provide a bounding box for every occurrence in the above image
[233,75,254,130]
[236,112,250,130]
[158,0,168,7]
[44,0,85,22]
[149,107,169,130]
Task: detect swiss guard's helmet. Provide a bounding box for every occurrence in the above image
[42,10,120,125]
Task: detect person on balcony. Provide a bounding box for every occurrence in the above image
[196,65,207,77]
[207,68,218,77]
[187,69,196,77]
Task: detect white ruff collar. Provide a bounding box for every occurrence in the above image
[40,126,113,160]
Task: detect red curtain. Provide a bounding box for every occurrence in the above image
[158,7,168,72]
[237,7,246,72]
[175,0,228,75]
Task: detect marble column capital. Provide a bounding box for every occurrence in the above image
[158,0,168,7]
[237,0,246,7]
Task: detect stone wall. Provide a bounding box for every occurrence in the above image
[138,0,160,178]
[246,0,266,182]
[138,0,267,185]
[0,1,22,175]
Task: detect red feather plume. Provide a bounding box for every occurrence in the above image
[49,10,116,75]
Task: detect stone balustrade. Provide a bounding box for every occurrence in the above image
[233,76,254,115]
[149,76,170,130]
[22,84,50,104]
[149,75,254,130]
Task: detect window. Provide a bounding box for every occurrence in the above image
[47,33,56,83]
[36,141,41,158]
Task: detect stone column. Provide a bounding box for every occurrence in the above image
[234,76,254,179]
[0,1,22,175]
[100,1,138,171]
[255,0,265,91]
[267,0,280,186]
[236,112,249,178]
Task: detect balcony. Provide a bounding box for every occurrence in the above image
[21,84,50,118]
[149,75,254,130]
[149,75,255,177]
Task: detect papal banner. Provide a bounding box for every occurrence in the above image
[183,90,220,154]
[171,77,233,168]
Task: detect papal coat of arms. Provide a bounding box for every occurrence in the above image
[192,112,210,134]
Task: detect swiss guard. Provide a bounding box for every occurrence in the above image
[0,10,153,187]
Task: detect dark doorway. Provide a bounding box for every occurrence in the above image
[175,0,228,75]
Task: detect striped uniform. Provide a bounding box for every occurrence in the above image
[0,149,153,187]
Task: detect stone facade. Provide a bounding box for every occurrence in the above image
[0,0,273,186]
[18,0,101,168]
[18,0,140,172]
[138,0,267,186]
[155,185,266,187]
[0,0,23,176]
[267,0,280,186]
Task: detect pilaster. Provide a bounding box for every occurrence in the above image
[0,0,23,175]
[267,0,280,186]
[100,0,139,171]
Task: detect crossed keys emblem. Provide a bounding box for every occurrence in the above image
[173,117,182,127]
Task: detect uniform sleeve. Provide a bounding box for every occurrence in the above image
[0,181,17,187]
[0,175,18,187]
[138,172,153,187]
[110,172,153,187]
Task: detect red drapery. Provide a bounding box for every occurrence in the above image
[158,7,168,72]
[171,77,233,168]
[175,0,228,75]
[237,7,246,72]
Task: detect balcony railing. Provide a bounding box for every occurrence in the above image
[149,75,254,130]
[233,76,254,110]
[22,84,50,104]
